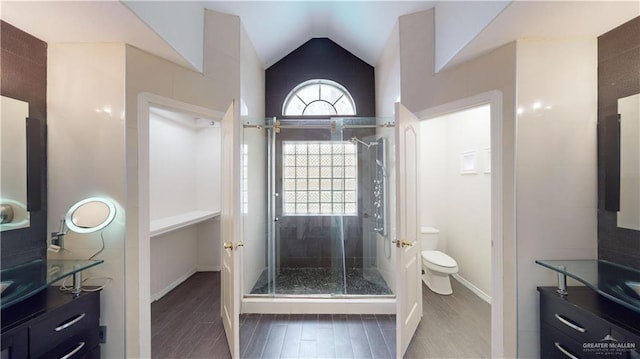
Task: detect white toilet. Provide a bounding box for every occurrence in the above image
[420,226,458,295]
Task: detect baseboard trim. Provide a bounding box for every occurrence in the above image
[197,266,221,272]
[150,268,197,303]
[452,273,492,304]
[242,297,396,314]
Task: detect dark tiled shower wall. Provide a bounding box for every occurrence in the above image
[597,16,640,269]
[278,217,365,269]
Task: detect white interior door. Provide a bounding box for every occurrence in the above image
[395,102,423,357]
[220,102,240,358]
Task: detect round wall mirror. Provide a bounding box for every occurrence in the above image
[65,197,116,233]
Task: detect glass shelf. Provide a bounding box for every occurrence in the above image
[0,259,104,310]
[536,259,640,313]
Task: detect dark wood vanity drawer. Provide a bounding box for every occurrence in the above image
[540,291,610,342]
[28,291,99,358]
[34,335,97,359]
[541,322,601,359]
[0,326,28,359]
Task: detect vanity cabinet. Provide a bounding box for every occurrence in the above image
[539,286,640,359]
[1,287,100,359]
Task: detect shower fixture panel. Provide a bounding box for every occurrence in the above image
[373,137,386,235]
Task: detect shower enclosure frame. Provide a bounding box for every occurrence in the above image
[241,117,397,314]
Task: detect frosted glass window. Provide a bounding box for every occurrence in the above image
[282,140,357,216]
[283,79,356,116]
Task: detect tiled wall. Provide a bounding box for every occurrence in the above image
[597,16,640,269]
[0,21,47,269]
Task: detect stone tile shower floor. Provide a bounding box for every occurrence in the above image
[249,267,393,295]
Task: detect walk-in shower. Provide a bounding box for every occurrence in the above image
[242,117,395,298]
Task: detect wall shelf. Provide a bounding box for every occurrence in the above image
[150,210,221,238]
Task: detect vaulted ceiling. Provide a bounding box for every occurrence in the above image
[1,1,638,72]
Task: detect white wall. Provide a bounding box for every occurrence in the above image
[375,23,401,119]
[150,226,198,298]
[399,10,599,357]
[123,1,205,72]
[149,112,198,218]
[125,9,246,357]
[398,9,517,355]
[420,105,492,298]
[148,111,221,300]
[373,22,401,292]
[47,43,127,358]
[434,0,510,72]
[239,23,268,295]
[515,39,598,358]
[149,111,220,218]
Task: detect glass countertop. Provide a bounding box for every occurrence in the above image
[536,259,640,313]
[0,259,104,310]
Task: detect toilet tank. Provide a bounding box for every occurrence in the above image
[420,226,440,250]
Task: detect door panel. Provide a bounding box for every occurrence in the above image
[221,102,240,358]
[395,103,422,357]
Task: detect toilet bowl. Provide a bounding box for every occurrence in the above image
[420,227,458,295]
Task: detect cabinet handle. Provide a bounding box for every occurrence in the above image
[554,313,586,333]
[60,341,85,359]
[554,342,579,359]
[55,313,86,332]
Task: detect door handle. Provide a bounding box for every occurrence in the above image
[392,239,413,248]
[223,242,234,250]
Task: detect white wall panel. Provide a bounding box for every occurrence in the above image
[515,38,598,358]
[47,43,127,358]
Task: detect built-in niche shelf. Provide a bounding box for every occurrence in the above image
[150,210,221,238]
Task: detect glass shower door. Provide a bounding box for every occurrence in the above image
[272,119,348,295]
[243,117,395,297]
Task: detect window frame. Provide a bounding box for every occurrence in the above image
[282,79,357,117]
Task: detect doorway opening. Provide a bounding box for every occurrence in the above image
[415,91,504,357]
[137,93,224,357]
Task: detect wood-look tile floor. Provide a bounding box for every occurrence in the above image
[151,272,490,359]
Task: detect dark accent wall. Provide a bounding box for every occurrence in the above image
[1,21,48,269]
[265,38,376,270]
[597,16,640,269]
[265,38,375,118]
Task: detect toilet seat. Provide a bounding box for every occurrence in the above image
[421,250,457,268]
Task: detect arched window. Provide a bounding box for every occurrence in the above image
[282,79,356,116]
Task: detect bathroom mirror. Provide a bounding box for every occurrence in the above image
[617,93,640,231]
[65,197,116,233]
[0,96,30,231]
